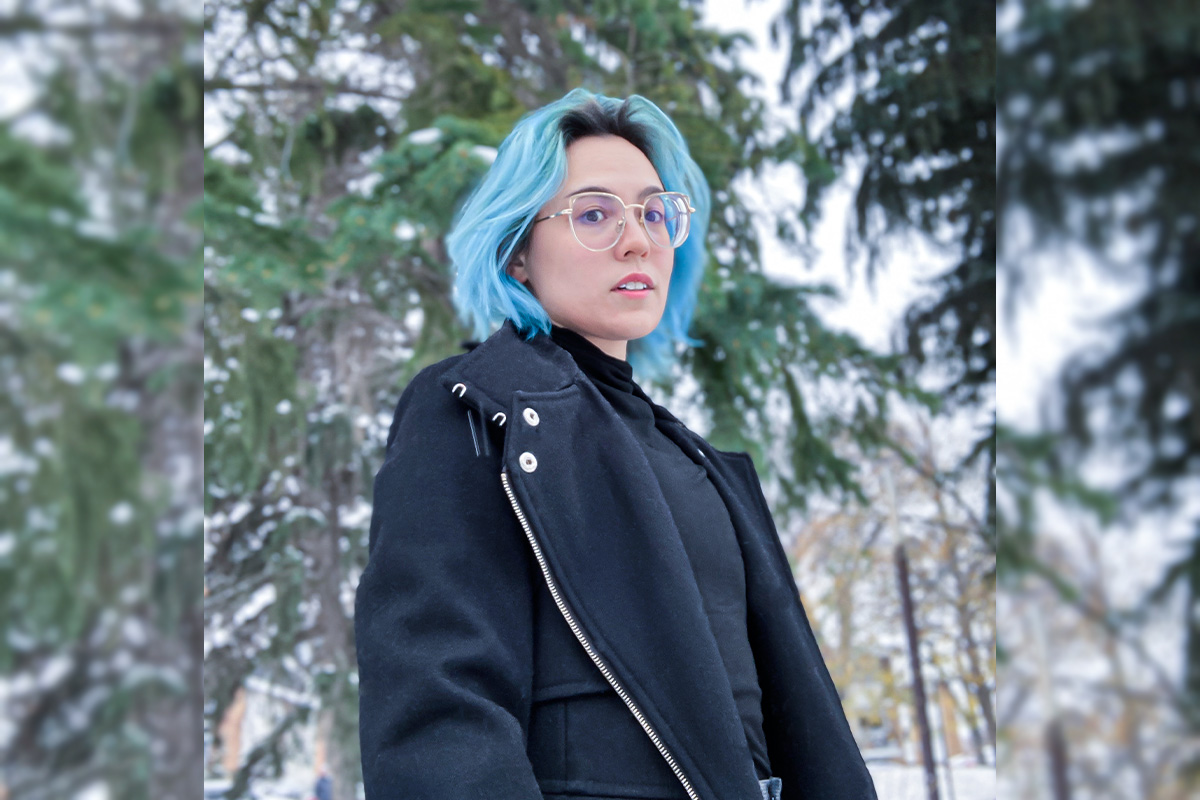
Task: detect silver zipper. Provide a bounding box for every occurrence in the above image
[500,471,701,800]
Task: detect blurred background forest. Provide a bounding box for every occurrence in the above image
[0,0,1192,798]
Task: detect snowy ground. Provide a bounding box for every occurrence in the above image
[239,766,995,800]
[868,765,996,800]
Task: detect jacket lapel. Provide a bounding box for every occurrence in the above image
[663,429,878,799]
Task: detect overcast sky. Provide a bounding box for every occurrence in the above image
[701,0,968,377]
[703,0,1093,436]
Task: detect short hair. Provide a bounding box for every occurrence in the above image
[447,88,711,375]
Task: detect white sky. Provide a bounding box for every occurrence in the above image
[702,0,965,357]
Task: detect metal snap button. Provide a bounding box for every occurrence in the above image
[522,408,540,427]
[519,452,538,473]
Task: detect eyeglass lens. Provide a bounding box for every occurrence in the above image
[568,193,691,251]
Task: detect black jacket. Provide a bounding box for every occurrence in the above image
[355,321,877,800]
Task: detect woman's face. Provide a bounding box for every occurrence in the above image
[509,135,673,360]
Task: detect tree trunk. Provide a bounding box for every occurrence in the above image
[959,612,997,755]
[317,466,359,800]
[896,544,940,800]
[1046,717,1072,800]
[1185,539,1200,730]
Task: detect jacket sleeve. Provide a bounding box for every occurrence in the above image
[355,367,541,799]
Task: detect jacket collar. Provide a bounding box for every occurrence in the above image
[439,321,579,421]
[440,320,695,434]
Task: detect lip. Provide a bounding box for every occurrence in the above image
[611,273,655,291]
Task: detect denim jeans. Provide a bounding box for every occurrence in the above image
[758,777,783,800]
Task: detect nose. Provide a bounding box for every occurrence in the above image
[615,209,652,259]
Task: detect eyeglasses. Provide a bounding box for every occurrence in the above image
[533,191,696,252]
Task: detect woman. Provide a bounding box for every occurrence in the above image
[355,89,877,800]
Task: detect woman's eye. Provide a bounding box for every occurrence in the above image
[645,209,665,224]
[578,208,607,224]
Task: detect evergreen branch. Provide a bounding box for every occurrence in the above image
[204,78,408,103]
[0,13,193,37]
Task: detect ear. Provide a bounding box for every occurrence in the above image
[507,255,530,285]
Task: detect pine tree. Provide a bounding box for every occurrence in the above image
[0,6,203,799]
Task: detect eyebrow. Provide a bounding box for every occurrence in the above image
[566,185,665,200]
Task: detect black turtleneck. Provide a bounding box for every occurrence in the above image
[549,326,772,781]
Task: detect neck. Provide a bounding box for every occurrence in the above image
[585,335,627,361]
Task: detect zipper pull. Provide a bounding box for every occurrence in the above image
[466,409,482,457]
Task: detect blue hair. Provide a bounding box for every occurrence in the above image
[447,88,711,375]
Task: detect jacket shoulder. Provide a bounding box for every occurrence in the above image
[382,353,471,452]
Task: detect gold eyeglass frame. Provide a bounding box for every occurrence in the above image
[532,191,696,252]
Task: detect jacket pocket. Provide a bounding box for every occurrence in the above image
[529,681,690,800]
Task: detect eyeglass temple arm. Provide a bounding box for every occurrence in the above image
[533,208,572,223]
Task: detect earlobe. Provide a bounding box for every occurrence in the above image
[507,258,528,285]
